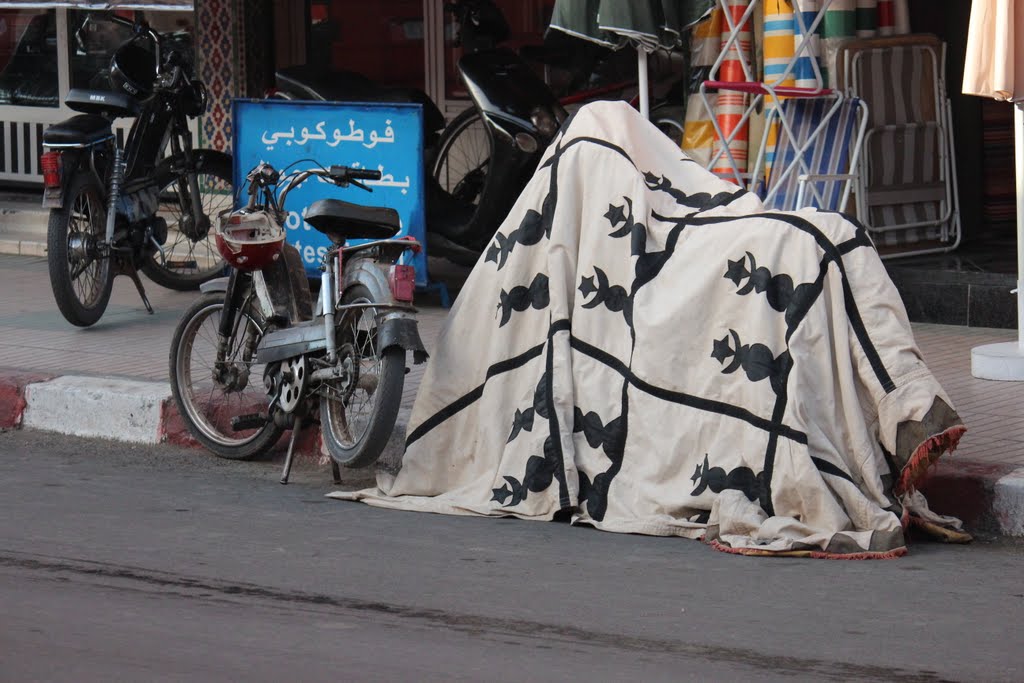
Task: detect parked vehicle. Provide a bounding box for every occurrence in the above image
[270,0,567,266]
[168,161,427,484]
[40,13,230,327]
[430,5,693,262]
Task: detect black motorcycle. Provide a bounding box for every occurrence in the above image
[40,13,231,327]
[270,0,567,266]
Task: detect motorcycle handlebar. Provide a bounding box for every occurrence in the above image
[268,164,378,213]
[106,13,156,40]
[104,13,163,72]
[329,166,381,182]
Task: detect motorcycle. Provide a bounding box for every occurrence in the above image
[168,161,427,484]
[40,13,230,327]
[270,0,567,266]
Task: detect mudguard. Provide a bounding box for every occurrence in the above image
[379,316,428,364]
[41,150,96,210]
[199,276,230,294]
[341,259,427,362]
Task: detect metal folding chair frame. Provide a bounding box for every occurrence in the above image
[698,0,858,201]
[756,94,869,211]
[839,38,962,257]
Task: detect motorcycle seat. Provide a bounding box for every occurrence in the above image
[305,199,401,243]
[64,88,140,118]
[42,114,114,147]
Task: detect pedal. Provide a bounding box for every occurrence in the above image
[231,413,267,431]
[166,259,198,269]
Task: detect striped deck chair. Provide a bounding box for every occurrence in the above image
[835,34,962,257]
[757,94,868,213]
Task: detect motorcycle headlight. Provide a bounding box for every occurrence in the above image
[514,132,538,153]
[530,106,559,140]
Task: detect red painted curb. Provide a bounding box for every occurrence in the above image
[158,395,323,459]
[159,397,201,448]
[0,371,54,429]
[916,458,1018,532]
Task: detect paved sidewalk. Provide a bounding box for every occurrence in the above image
[1,253,1023,537]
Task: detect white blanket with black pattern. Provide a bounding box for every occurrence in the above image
[331,101,967,558]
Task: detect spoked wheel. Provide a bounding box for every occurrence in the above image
[47,173,113,327]
[432,108,492,208]
[651,104,687,148]
[141,150,233,291]
[320,285,405,468]
[169,292,283,460]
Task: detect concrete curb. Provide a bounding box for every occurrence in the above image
[1,370,1022,537]
[5,372,391,485]
[0,237,46,257]
[916,460,1024,537]
[24,375,171,443]
[0,204,48,258]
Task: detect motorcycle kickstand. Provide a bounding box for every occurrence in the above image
[126,268,154,314]
[280,419,303,485]
[331,460,342,485]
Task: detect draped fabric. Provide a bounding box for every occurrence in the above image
[332,101,967,558]
[710,0,752,180]
[962,0,1024,103]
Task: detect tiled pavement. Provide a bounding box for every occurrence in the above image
[912,324,1024,467]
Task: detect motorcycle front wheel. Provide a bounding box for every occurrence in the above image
[431,108,492,209]
[169,292,283,460]
[141,150,233,291]
[651,104,686,148]
[320,284,406,468]
[47,172,114,327]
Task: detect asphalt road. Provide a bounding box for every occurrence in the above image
[1,429,1022,682]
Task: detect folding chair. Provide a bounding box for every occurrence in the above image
[835,34,962,257]
[752,94,869,213]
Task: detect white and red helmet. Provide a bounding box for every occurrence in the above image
[215,209,285,271]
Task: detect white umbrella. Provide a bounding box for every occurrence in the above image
[963,0,1024,380]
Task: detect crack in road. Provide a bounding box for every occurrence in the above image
[1,550,957,683]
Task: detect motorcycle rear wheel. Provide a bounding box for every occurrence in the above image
[320,285,406,468]
[170,292,283,460]
[47,172,113,327]
[141,150,233,291]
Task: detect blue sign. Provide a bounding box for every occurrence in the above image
[232,99,427,285]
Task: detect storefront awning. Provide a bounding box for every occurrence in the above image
[0,1,192,9]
